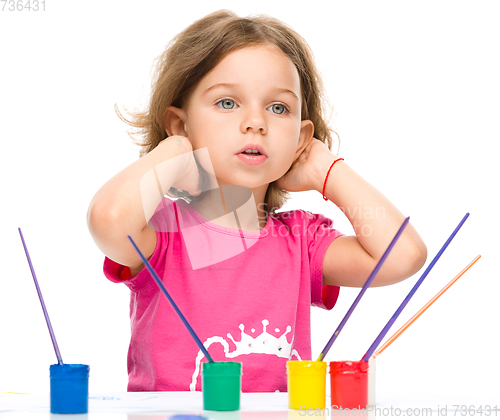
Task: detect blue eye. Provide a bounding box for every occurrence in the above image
[269,104,287,114]
[217,99,237,110]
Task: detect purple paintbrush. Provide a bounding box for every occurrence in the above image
[361,212,469,361]
[316,216,410,361]
[128,235,214,363]
[19,228,64,365]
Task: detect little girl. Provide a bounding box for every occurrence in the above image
[88,10,427,393]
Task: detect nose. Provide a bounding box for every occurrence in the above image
[241,106,267,135]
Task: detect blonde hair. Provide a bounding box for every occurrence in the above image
[118,9,337,212]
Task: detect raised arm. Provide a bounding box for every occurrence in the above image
[87,136,200,276]
[319,156,427,287]
[277,137,427,288]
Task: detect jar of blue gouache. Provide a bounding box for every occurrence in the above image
[50,364,89,414]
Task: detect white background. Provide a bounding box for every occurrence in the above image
[1,0,498,404]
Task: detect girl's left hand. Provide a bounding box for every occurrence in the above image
[276,138,336,193]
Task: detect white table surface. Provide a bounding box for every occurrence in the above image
[1,391,499,420]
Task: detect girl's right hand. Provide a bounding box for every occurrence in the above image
[159,136,202,196]
[88,134,207,276]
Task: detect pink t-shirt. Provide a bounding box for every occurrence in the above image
[104,198,342,392]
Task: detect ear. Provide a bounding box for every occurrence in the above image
[164,106,188,137]
[294,120,314,160]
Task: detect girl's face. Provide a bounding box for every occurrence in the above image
[168,43,313,195]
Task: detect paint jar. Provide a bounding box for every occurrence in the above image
[202,362,242,411]
[50,364,90,414]
[286,360,327,410]
[330,360,368,410]
[368,357,376,406]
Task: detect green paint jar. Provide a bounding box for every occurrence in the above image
[202,362,242,411]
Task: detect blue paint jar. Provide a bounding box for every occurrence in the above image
[49,364,89,414]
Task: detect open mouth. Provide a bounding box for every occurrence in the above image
[236,148,267,165]
[241,150,262,156]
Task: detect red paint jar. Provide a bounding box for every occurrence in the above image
[330,360,368,409]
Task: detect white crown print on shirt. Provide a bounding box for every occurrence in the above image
[190,319,302,391]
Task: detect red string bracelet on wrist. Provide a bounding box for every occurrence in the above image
[322,158,344,200]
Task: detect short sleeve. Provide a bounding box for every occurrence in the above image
[303,211,343,310]
[102,198,178,291]
[273,210,343,310]
[103,229,169,292]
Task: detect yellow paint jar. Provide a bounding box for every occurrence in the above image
[286,360,327,410]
